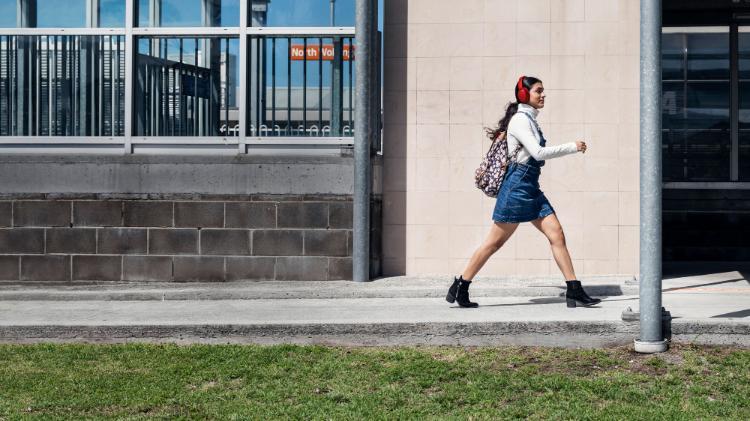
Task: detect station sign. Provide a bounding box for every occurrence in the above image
[290,44,355,61]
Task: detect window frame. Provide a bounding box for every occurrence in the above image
[662,25,742,184]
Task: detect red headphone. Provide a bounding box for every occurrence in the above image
[516,76,529,104]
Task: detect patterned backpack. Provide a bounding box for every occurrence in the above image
[474,131,522,197]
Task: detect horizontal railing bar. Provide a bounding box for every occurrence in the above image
[0,136,355,145]
[662,26,729,33]
[0,28,126,36]
[131,137,355,145]
[0,27,355,37]
[246,137,353,145]
[2,137,353,145]
[129,137,240,144]
[0,137,125,144]
[247,27,355,36]
[0,140,353,148]
[0,147,125,154]
[131,27,241,36]
[663,182,750,189]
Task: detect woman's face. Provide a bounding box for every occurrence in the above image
[527,82,545,109]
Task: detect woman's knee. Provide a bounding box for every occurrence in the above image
[483,238,506,253]
[548,229,566,247]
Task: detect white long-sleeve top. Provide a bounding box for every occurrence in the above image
[506,103,578,164]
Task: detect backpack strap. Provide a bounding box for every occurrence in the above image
[507,142,523,165]
[506,116,527,163]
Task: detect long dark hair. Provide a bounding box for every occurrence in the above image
[486,76,542,141]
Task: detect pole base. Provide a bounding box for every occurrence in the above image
[634,339,669,354]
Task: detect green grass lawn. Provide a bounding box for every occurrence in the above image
[0,343,748,420]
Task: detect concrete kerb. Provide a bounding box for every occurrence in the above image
[1,320,748,348]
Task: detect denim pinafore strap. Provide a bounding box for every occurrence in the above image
[516,110,547,169]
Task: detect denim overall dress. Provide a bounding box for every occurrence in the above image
[492,112,556,223]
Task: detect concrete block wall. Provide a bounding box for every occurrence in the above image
[382,0,640,277]
[0,155,383,283]
[0,195,382,283]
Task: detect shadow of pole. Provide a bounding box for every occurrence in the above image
[380,0,409,276]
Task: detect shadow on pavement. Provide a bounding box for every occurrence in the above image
[467,297,612,308]
[711,309,750,318]
[663,262,750,279]
[663,277,748,293]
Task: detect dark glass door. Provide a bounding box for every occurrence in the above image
[662,26,750,263]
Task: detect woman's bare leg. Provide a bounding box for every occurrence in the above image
[461,222,519,281]
[531,213,577,281]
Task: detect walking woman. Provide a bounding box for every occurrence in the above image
[446,76,602,309]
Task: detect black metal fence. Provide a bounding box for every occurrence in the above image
[248,34,356,138]
[134,36,238,137]
[0,35,126,136]
[0,31,382,146]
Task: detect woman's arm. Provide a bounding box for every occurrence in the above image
[508,114,578,161]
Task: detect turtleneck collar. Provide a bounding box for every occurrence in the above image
[517,103,540,119]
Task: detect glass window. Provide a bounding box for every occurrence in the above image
[138,0,239,27]
[0,35,126,136]
[134,36,239,136]
[738,82,750,129]
[686,32,729,80]
[252,0,355,27]
[685,82,730,129]
[661,28,730,182]
[740,132,750,181]
[684,130,730,181]
[662,33,684,81]
[662,82,685,130]
[36,0,87,28]
[738,33,750,80]
[0,0,15,28]
[661,129,731,182]
[99,0,126,28]
[35,0,124,28]
[662,131,686,182]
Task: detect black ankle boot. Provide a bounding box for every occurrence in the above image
[565,280,601,308]
[446,277,461,304]
[446,277,479,308]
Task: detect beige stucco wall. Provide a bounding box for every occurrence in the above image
[381,0,641,278]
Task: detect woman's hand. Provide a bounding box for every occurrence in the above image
[576,141,587,153]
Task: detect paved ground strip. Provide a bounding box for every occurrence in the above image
[0,271,747,347]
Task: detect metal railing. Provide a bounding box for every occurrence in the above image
[248,34,355,138]
[134,36,237,138]
[0,1,375,153]
[0,35,125,137]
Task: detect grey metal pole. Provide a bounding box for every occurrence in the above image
[15,0,35,135]
[249,1,269,137]
[330,0,336,27]
[87,0,100,28]
[635,0,668,354]
[353,0,375,282]
[17,0,36,28]
[332,37,343,136]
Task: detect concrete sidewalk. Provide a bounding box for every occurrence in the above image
[0,272,748,348]
[0,275,638,301]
